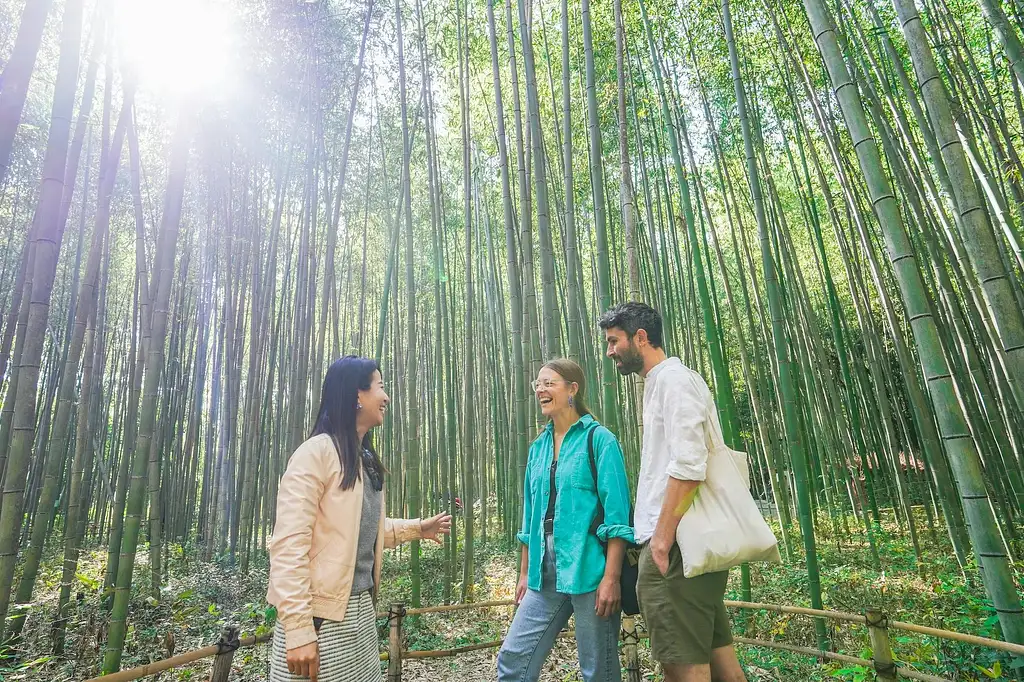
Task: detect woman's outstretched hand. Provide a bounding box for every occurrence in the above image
[421,512,452,544]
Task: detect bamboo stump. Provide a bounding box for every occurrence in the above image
[208,625,239,682]
[865,608,897,681]
[621,615,641,682]
[388,603,406,682]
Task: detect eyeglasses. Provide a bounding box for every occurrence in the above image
[531,379,567,391]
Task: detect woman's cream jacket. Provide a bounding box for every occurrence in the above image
[266,434,422,650]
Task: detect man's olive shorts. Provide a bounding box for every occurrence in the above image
[636,542,733,665]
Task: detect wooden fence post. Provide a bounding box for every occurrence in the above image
[388,603,406,682]
[621,615,641,682]
[865,607,898,681]
[209,624,240,682]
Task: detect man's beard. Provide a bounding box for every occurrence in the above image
[613,344,644,375]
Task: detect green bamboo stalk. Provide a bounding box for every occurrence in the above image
[725,0,826,647]
[801,0,1024,643]
[892,0,1024,416]
[103,113,193,672]
[0,0,85,637]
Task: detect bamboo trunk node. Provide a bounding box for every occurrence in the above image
[208,624,240,682]
[866,608,897,681]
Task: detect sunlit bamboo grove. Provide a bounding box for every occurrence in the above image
[0,0,1023,671]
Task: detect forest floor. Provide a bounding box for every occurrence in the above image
[5,509,1020,682]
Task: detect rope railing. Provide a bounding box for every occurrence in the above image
[81,598,1022,682]
[729,637,950,682]
[85,626,273,682]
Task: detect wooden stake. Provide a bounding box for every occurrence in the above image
[622,615,641,682]
[865,607,897,681]
[208,625,239,682]
[388,603,405,682]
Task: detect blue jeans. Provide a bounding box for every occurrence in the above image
[497,534,622,682]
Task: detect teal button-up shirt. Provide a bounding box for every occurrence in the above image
[516,414,634,594]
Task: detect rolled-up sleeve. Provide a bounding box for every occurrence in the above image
[593,429,635,543]
[268,445,324,651]
[664,374,709,482]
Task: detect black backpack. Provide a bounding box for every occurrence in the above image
[586,426,641,616]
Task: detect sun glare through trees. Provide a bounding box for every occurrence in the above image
[113,0,238,99]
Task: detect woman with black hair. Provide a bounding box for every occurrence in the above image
[266,356,451,681]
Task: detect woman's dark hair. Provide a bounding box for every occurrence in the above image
[310,355,386,491]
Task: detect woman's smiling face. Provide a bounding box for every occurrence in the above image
[357,370,390,429]
[532,366,574,418]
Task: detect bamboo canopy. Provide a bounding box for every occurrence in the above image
[0,0,1023,674]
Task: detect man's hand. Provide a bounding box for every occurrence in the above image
[286,640,319,681]
[595,576,621,617]
[421,512,452,544]
[650,476,699,578]
[650,536,673,577]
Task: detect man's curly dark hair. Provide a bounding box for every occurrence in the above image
[597,302,664,349]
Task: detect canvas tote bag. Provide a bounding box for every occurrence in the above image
[674,380,781,578]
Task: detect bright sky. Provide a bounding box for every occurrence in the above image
[112,0,239,101]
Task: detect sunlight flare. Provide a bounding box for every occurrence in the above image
[113,0,237,99]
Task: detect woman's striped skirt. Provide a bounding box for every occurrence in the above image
[269,591,382,682]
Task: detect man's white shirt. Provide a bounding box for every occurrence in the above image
[633,356,714,544]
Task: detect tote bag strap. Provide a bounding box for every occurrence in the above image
[685,370,722,454]
[695,375,752,489]
[705,401,727,452]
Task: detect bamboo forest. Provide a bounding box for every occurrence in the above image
[1,0,1024,676]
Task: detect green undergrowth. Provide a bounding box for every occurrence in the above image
[5,510,1022,681]
[732,512,1023,681]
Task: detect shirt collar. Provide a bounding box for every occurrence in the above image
[646,356,681,382]
[543,412,595,434]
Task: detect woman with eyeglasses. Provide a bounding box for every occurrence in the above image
[266,356,451,682]
[497,359,634,682]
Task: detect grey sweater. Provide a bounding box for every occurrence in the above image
[352,467,382,595]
